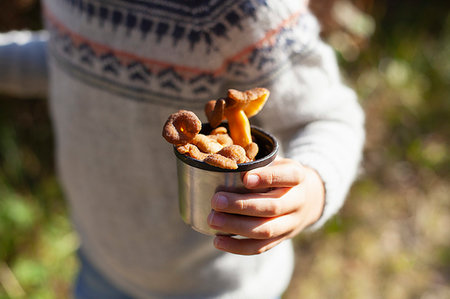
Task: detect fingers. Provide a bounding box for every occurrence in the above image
[208,210,300,240]
[243,159,306,189]
[211,187,302,217]
[207,160,325,255]
[213,235,285,255]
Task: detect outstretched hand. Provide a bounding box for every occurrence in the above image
[207,158,325,255]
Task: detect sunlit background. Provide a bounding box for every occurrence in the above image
[0,0,449,298]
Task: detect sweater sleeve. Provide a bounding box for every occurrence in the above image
[258,39,365,230]
[0,30,49,99]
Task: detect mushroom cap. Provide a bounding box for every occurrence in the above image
[204,98,225,128]
[162,110,202,145]
[226,87,270,118]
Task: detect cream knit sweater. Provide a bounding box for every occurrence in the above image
[0,0,364,297]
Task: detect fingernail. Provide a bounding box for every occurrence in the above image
[214,236,224,249]
[213,194,228,209]
[208,211,224,228]
[246,174,260,187]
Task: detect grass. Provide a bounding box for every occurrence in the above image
[1,1,449,298]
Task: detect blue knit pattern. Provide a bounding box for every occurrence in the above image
[45,0,317,107]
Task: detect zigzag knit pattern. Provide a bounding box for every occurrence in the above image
[44,0,316,107]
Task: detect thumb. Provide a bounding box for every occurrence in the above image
[243,159,305,189]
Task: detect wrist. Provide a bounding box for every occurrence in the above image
[303,166,326,227]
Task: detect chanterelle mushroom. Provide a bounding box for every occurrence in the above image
[213,87,270,147]
[204,98,225,128]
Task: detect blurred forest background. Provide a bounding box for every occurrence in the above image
[0,0,448,298]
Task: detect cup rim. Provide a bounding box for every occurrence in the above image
[173,124,278,173]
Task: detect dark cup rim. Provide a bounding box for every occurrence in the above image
[173,124,278,173]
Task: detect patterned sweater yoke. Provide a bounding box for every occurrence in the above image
[44,0,314,107]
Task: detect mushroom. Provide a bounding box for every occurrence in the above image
[223,87,270,147]
[162,110,202,145]
[204,98,225,128]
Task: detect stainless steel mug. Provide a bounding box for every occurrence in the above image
[175,124,278,235]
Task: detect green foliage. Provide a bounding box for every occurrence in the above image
[0,99,74,297]
[285,1,450,298]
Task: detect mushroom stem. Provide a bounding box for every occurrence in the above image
[224,108,252,147]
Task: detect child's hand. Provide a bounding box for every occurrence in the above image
[207,158,325,255]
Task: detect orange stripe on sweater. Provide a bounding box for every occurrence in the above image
[214,10,302,76]
[44,5,303,78]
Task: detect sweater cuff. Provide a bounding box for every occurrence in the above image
[292,151,349,231]
[0,30,49,98]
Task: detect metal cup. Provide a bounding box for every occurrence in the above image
[175,124,278,235]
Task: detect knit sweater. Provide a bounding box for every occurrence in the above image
[0,0,365,298]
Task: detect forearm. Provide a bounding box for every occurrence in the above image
[260,40,365,230]
[284,107,365,230]
[0,30,49,99]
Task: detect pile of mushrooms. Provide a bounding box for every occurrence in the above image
[162,87,270,169]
